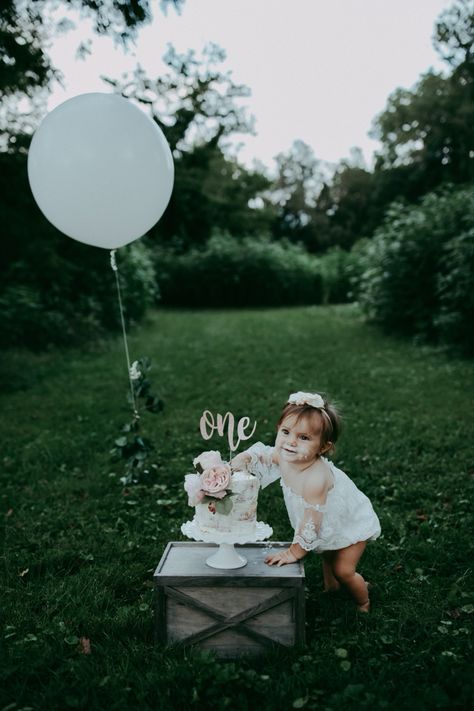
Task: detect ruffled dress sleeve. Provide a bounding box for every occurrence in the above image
[245,442,280,489]
[293,498,327,551]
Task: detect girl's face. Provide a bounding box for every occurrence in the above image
[275,413,324,465]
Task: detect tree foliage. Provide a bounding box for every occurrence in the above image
[369,0,474,207]
[307,0,474,252]
[433,0,474,68]
[107,44,254,153]
[352,184,474,352]
[371,68,474,187]
[0,0,183,151]
[0,0,182,99]
[268,140,325,251]
[106,45,272,247]
[312,151,377,251]
[0,1,54,98]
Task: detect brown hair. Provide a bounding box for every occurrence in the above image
[277,398,341,456]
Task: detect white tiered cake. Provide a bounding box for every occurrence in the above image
[195,470,259,536]
[181,449,272,567]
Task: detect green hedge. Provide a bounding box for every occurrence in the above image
[435,227,474,354]
[0,152,158,349]
[350,185,474,353]
[0,240,157,349]
[317,246,353,304]
[154,233,323,307]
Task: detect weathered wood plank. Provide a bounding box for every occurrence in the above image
[166,598,295,643]
[154,541,173,576]
[154,542,305,583]
[165,586,294,647]
[176,586,293,618]
[157,576,302,588]
[155,587,167,646]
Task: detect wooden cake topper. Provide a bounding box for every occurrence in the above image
[199,410,257,454]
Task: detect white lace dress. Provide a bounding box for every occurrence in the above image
[247,443,381,552]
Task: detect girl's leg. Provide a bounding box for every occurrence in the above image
[331,541,370,611]
[322,551,340,592]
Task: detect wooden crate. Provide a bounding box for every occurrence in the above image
[154,541,305,658]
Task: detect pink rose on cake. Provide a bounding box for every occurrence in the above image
[201,465,231,498]
[185,451,233,510]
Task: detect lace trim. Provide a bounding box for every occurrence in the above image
[280,479,328,512]
[293,534,319,552]
[302,519,318,541]
[303,501,326,512]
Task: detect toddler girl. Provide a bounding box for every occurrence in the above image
[231,391,381,612]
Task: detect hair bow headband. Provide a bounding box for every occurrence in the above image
[288,391,325,409]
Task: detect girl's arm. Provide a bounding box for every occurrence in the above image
[231,442,280,489]
[265,474,327,566]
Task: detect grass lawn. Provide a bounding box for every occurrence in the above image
[1,304,473,710]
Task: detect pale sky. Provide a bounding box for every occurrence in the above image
[47,0,453,171]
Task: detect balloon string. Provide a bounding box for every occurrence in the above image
[110,249,139,421]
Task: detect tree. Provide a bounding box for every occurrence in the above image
[371,0,474,194]
[268,140,326,252]
[106,43,254,154]
[106,44,272,246]
[0,1,54,99]
[268,143,377,253]
[433,0,474,69]
[371,68,474,187]
[0,0,183,152]
[318,164,375,250]
[306,1,474,251]
[0,1,182,99]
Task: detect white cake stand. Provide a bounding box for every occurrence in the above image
[180,519,273,569]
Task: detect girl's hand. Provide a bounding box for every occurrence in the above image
[264,548,299,566]
[230,452,252,471]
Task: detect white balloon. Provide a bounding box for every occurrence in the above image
[27,92,174,249]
